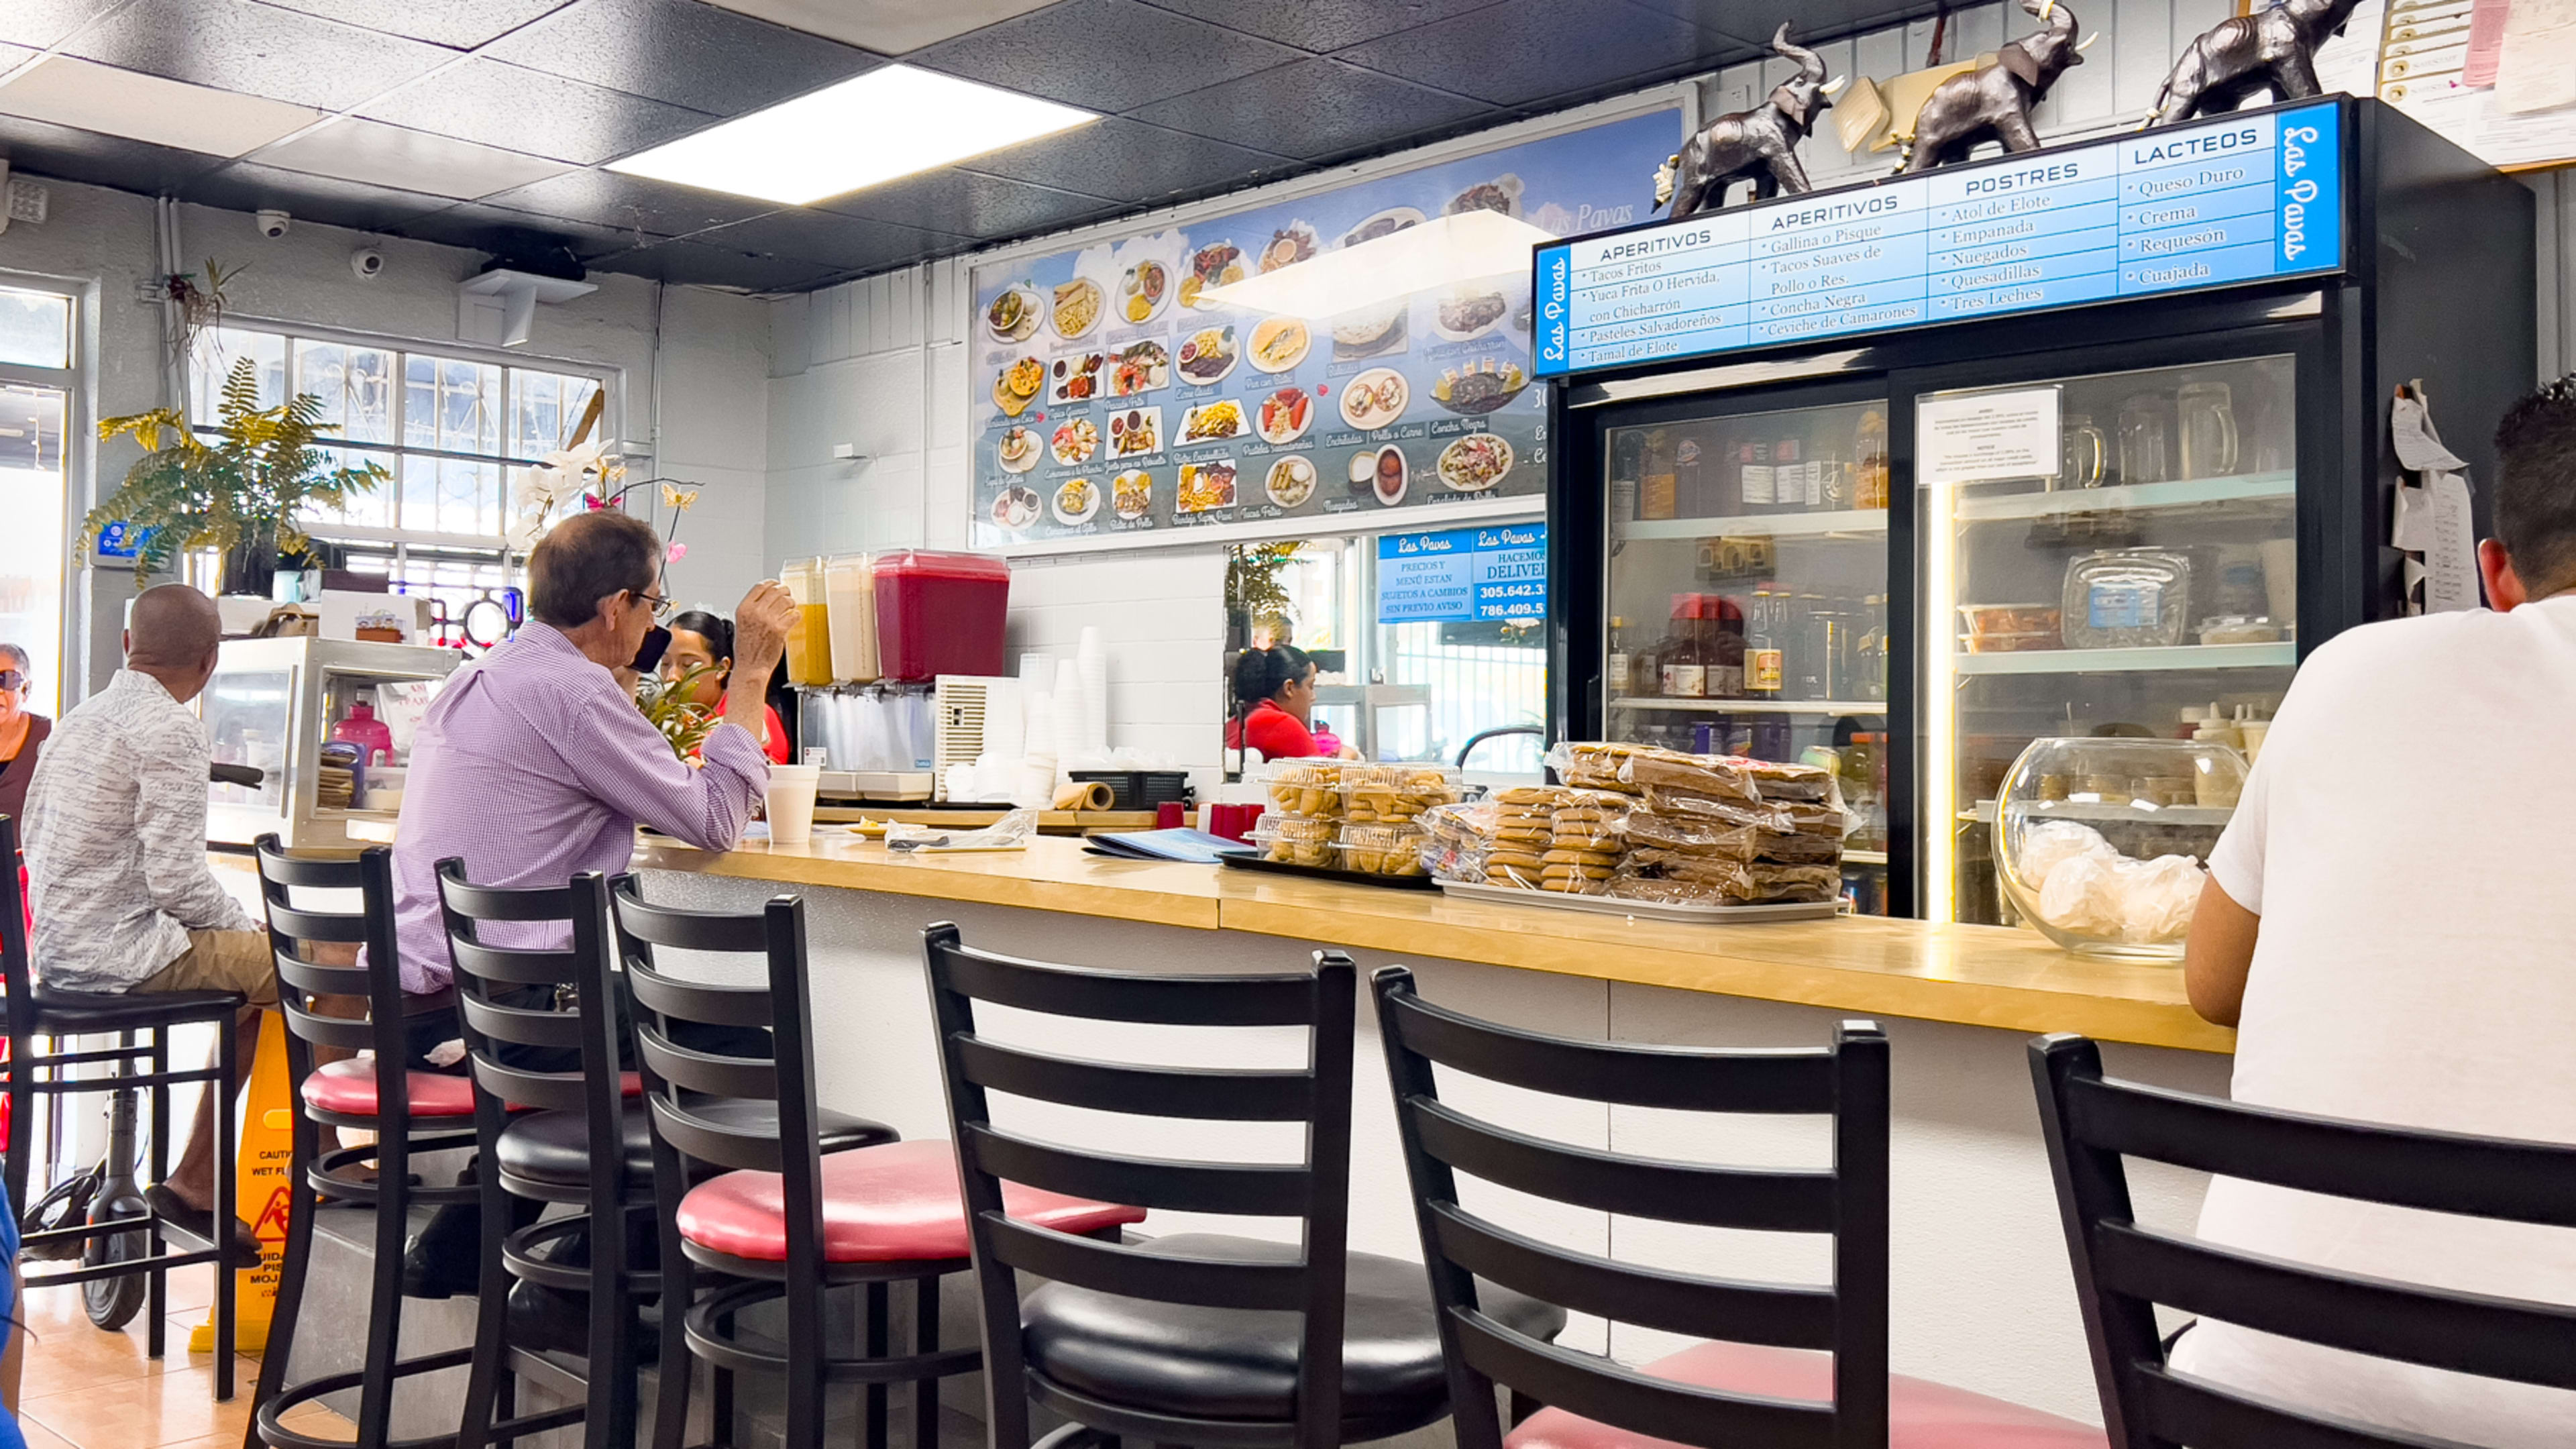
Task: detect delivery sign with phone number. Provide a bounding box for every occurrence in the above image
[1377,523,1546,625]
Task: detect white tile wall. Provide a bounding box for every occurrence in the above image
[1003,549,1230,771]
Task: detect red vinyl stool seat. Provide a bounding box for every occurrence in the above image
[298,1059,643,1118]
[675,1138,1145,1263]
[1506,1342,2106,1449]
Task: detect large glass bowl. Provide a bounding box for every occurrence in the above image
[1993,737,2248,960]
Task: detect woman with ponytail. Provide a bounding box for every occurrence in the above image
[1225,645,1353,761]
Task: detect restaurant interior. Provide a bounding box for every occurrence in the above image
[0,0,2570,1446]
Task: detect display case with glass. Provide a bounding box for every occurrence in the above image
[203,636,464,847]
[1918,354,2298,927]
[1601,392,1894,910]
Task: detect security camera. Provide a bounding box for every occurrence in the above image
[350,247,384,280]
[254,209,290,239]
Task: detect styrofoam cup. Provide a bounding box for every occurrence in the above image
[765,764,821,846]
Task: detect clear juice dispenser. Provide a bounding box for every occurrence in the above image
[823,553,879,684]
[781,557,833,688]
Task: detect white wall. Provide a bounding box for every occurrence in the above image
[0,176,774,698]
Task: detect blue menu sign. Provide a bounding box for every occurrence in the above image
[1533,100,2344,377]
[1378,523,1548,624]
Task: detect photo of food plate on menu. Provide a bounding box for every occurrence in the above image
[969,109,1680,542]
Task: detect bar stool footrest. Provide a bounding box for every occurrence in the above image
[682,1277,983,1384]
[254,1345,476,1449]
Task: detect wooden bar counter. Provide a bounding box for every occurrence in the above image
[630,830,2236,1432]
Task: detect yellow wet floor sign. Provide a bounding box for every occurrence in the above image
[193,1012,293,1354]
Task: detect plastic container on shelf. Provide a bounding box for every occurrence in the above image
[780,557,833,688]
[1993,737,2249,961]
[873,551,1010,682]
[330,695,394,767]
[822,553,879,684]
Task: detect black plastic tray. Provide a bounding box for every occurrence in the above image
[1071,769,1192,810]
[1218,852,1439,891]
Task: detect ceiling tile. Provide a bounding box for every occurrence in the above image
[360,58,715,165]
[0,111,225,193]
[0,44,34,72]
[685,209,967,271]
[69,0,457,111]
[253,0,575,49]
[1135,0,1512,52]
[817,167,1118,238]
[1126,58,1490,162]
[476,167,772,236]
[249,117,571,200]
[0,56,322,157]
[178,161,457,235]
[957,115,1293,205]
[0,0,119,50]
[912,0,1305,113]
[394,200,657,266]
[482,0,879,116]
[1334,0,1709,107]
[700,0,1069,54]
[1628,0,1930,48]
[585,238,849,292]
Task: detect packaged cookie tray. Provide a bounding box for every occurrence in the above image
[1435,878,1843,922]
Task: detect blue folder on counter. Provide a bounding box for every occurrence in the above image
[1083,829,1254,865]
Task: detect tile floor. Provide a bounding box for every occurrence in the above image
[12,1263,356,1448]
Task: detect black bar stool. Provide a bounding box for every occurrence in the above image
[608,876,998,1449]
[0,814,244,1394]
[923,926,1566,1449]
[2030,1032,2576,1448]
[1372,968,2104,1449]
[248,835,478,1449]
[436,863,647,1449]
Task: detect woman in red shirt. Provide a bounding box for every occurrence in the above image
[1226,645,1353,762]
[663,609,794,763]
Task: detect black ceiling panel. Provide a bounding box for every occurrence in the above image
[178,161,457,236]
[1334,0,1714,109]
[359,57,713,165]
[68,0,459,112]
[480,0,881,117]
[1136,0,1514,54]
[1627,0,1935,47]
[392,200,656,266]
[912,0,1307,113]
[957,115,1293,206]
[686,208,968,271]
[474,166,770,236]
[0,0,121,50]
[252,0,577,50]
[818,166,1121,239]
[582,237,851,292]
[0,113,224,195]
[1126,58,1491,163]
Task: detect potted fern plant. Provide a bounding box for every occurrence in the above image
[85,356,389,594]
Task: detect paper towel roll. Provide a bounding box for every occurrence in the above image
[1077,654,1109,753]
[1053,780,1114,812]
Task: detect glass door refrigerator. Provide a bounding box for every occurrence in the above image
[1542,96,2533,920]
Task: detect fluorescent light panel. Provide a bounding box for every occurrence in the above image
[608,65,1095,206]
[0,56,321,158]
[254,118,571,200]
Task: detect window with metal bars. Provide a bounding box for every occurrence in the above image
[186,325,611,628]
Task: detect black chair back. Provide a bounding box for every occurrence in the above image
[254,835,423,1099]
[1372,967,1890,1449]
[2030,1032,2576,1448]
[922,923,1357,1449]
[1,814,34,1213]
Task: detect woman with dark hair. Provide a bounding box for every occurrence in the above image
[1225,645,1352,762]
[0,643,47,832]
[662,609,794,763]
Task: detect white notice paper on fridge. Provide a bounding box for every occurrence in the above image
[1918,387,2060,488]
[2422,470,2483,612]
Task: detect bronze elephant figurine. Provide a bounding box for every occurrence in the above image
[1902,0,2091,172]
[1654,24,1845,217]
[2149,0,2366,123]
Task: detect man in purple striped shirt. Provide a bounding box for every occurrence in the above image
[383,512,789,1001]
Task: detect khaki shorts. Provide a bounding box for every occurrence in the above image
[138,929,279,1009]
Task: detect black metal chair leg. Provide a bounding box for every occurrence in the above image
[355,1168,409,1447]
[145,1029,167,1360]
[455,1138,512,1449]
[914,1277,941,1449]
[866,1281,889,1449]
[213,1020,239,1401]
[651,1212,695,1449]
[587,1208,637,1449]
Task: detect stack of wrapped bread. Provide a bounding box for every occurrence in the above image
[1475,785,1635,894]
[1551,743,1846,905]
[1257,761,1458,877]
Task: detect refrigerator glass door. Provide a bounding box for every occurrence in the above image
[1601,394,1895,912]
[0,383,66,714]
[1918,353,2298,927]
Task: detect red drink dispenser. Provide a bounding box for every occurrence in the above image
[871,550,1011,681]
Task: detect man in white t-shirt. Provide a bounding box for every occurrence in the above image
[2174,378,2576,1447]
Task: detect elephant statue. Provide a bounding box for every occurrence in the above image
[2147,0,2366,124]
[1654,25,1846,217]
[1900,0,2092,172]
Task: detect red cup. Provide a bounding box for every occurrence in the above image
[1157,801,1185,830]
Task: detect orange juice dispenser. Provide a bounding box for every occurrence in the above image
[781,557,833,688]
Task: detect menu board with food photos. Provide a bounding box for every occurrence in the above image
[971,109,1681,547]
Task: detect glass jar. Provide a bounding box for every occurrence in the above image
[1994,737,2248,960]
[780,557,833,688]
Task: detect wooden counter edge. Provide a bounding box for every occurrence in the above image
[632,843,1222,930]
[1220,896,2237,1055]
